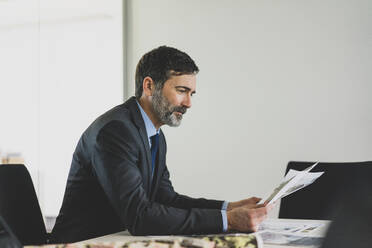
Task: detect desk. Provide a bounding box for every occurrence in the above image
[26,219,330,248]
[78,219,331,248]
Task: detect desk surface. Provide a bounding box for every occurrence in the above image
[25,219,330,248]
[78,219,331,248]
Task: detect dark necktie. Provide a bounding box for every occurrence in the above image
[150,133,159,179]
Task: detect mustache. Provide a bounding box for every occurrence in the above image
[172,106,187,114]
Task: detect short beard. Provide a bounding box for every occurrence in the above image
[152,87,187,127]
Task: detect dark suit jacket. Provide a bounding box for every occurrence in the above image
[50,97,223,243]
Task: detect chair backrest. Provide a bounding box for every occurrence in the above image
[0,164,47,245]
[278,161,372,220]
[321,171,372,248]
[0,215,22,248]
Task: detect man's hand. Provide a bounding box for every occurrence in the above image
[227,204,270,232]
[227,197,262,211]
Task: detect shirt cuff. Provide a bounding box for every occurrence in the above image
[221,201,229,210]
[221,210,228,232]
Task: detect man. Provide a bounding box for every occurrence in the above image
[51,46,271,243]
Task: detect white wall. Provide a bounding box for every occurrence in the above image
[126,0,372,216]
[1,0,370,219]
[0,0,40,191]
[0,0,123,216]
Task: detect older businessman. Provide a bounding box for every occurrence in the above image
[51,46,272,243]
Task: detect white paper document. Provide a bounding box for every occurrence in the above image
[258,219,325,235]
[258,231,324,247]
[257,219,327,247]
[260,162,324,204]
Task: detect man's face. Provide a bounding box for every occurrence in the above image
[152,74,196,127]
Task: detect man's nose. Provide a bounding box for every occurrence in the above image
[182,94,192,108]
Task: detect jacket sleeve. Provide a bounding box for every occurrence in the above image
[155,166,224,210]
[92,121,223,235]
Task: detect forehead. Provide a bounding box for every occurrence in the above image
[163,74,196,90]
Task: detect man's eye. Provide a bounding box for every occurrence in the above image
[177,89,186,93]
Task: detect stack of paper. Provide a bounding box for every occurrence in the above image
[260,162,324,204]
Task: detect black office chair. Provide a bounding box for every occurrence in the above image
[0,164,48,245]
[321,171,372,248]
[278,161,372,220]
[0,215,22,248]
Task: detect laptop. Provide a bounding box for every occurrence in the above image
[0,216,22,248]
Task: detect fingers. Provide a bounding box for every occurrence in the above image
[255,206,269,222]
[249,196,262,203]
[266,203,275,212]
[246,206,269,231]
[252,203,266,209]
[244,202,270,209]
[253,206,268,220]
[228,205,270,233]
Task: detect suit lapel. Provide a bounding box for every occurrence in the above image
[127,97,153,194]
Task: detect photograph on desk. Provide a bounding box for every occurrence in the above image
[121,235,262,248]
[25,234,262,248]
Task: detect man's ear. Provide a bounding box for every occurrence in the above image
[142,76,155,96]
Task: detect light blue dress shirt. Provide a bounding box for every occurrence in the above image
[136,100,228,232]
[136,100,159,146]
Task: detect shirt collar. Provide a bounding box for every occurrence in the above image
[136,100,159,144]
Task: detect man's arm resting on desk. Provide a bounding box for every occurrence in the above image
[154,166,225,209]
[153,159,265,212]
[154,163,271,233]
[93,122,223,235]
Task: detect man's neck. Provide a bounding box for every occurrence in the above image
[138,97,162,130]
